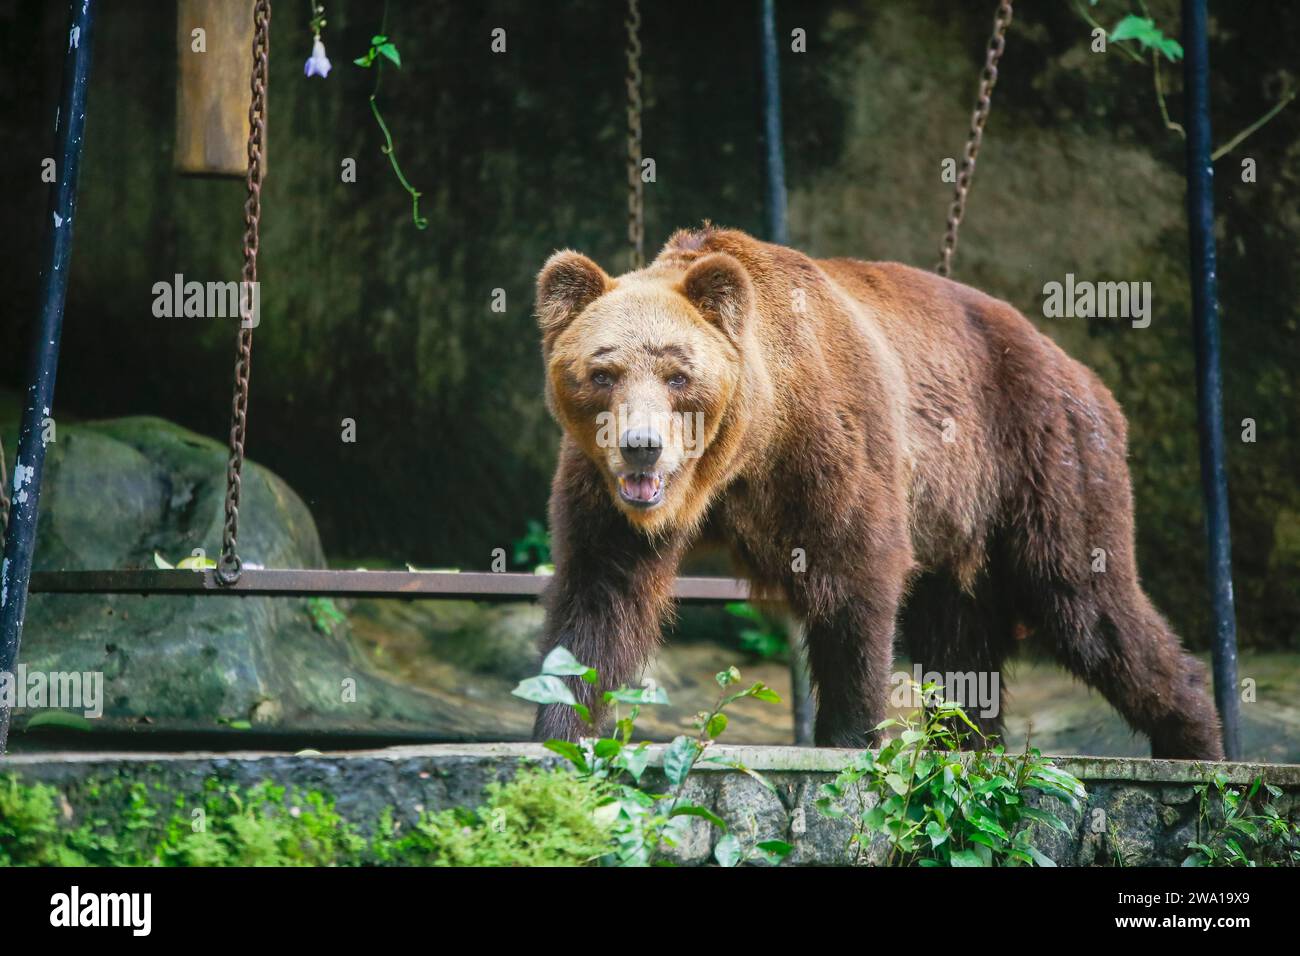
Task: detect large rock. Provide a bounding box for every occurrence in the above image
[10,416,443,741]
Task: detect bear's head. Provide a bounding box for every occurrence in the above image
[536,249,755,533]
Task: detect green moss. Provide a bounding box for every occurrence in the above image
[372,766,611,867]
[0,766,609,867]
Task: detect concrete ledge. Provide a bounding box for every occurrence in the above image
[3,745,1297,865]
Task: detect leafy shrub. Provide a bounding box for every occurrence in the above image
[817,684,1086,867]
[1183,773,1300,867]
[514,649,791,866]
[372,766,611,866]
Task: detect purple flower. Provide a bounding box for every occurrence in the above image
[304,37,331,78]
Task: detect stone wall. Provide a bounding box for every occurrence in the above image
[5,744,1298,865]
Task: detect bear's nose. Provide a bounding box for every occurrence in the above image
[620,426,663,469]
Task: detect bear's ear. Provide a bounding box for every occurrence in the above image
[681,252,753,341]
[536,251,611,351]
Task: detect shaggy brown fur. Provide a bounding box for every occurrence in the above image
[532,225,1224,760]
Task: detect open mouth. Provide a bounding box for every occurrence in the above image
[617,472,665,508]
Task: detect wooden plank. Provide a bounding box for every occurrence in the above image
[175,0,255,176]
[27,569,752,603]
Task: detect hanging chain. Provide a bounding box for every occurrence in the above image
[0,436,9,549]
[217,0,271,587]
[625,0,644,270]
[936,0,1013,278]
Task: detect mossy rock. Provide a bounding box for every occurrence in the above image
[9,416,442,739]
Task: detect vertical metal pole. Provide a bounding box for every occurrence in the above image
[0,0,97,752]
[759,0,789,245]
[1182,0,1241,760]
[760,0,812,743]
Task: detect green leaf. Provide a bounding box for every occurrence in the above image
[540,646,593,678]
[1109,14,1183,61]
[663,736,702,788]
[715,666,741,688]
[925,820,948,848]
[706,713,728,739]
[724,602,763,623]
[152,552,174,569]
[511,674,576,706]
[949,848,986,867]
[594,738,622,759]
[25,710,94,732]
[620,745,651,781]
[714,833,743,867]
[756,839,793,859]
[378,42,402,67]
[885,772,910,796]
[605,685,669,705]
[816,797,845,819]
[543,739,587,770]
[671,804,727,830]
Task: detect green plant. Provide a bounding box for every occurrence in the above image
[1072,0,1294,157]
[0,776,86,866]
[1183,773,1300,867]
[817,684,1085,867]
[354,2,427,229]
[511,519,552,571]
[513,649,792,866]
[1,774,362,867]
[306,596,347,635]
[372,766,612,866]
[724,601,788,660]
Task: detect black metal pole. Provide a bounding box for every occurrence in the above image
[1182,0,1240,760]
[0,0,97,753]
[759,0,789,245]
[759,0,812,744]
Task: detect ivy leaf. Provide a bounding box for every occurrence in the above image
[378,42,402,67]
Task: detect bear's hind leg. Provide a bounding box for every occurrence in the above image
[1026,578,1224,760]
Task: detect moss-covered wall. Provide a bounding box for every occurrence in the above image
[1,1,1296,648]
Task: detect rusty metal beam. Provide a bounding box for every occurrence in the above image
[27,569,751,604]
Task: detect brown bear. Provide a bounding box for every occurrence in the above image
[531,225,1224,760]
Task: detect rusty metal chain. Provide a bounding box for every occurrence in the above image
[217,0,271,587]
[936,0,1013,278]
[626,0,645,271]
[0,436,9,548]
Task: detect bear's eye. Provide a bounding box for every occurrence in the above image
[667,372,689,389]
[591,370,615,388]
